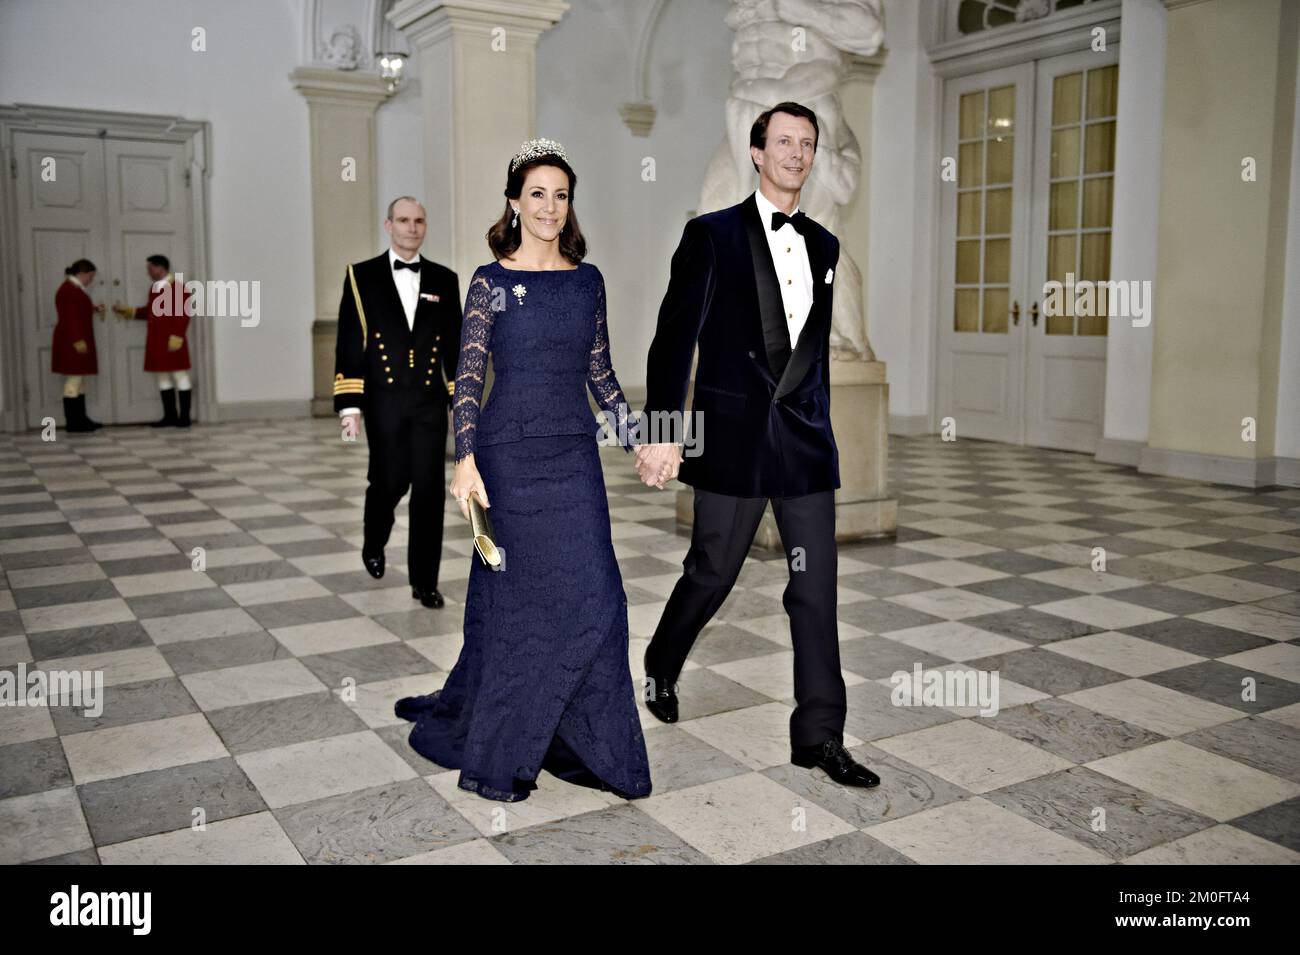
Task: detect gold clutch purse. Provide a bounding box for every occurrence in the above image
[468,494,501,569]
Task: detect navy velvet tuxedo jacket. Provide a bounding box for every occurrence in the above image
[642,192,842,499]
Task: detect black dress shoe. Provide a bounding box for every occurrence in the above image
[642,673,679,723]
[411,586,444,608]
[362,550,384,579]
[791,738,880,788]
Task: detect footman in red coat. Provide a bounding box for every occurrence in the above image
[115,254,195,427]
[52,258,104,432]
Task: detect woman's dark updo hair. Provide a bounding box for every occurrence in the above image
[65,258,96,276]
[487,155,586,264]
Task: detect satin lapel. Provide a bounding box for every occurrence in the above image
[773,225,827,400]
[743,194,792,378]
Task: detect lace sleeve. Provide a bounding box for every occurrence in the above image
[588,275,637,452]
[453,270,495,462]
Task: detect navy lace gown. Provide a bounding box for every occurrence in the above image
[395,260,652,802]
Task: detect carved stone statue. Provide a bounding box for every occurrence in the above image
[698,0,884,361]
[321,24,362,70]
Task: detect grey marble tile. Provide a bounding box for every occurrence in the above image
[244,596,362,630]
[982,698,1165,764]
[748,829,916,864]
[492,804,709,865]
[206,690,369,755]
[1143,661,1300,715]
[838,599,946,635]
[967,647,1127,696]
[77,756,265,846]
[0,737,73,799]
[1105,584,1234,615]
[1180,716,1300,782]
[985,766,1214,860]
[639,723,751,795]
[841,679,960,742]
[1229,797,1299,852]
[297,642,438,687]
[48,677,198,736]
[837,634,952,680]
[26,621,152,662]
[274,777,479,864]
[960,608,1101,645]
[1121,618,1272,658]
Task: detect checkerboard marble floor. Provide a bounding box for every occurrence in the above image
[2,420,1298,864]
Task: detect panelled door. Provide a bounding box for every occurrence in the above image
[14,131,192,426]
[936,47,1120,452]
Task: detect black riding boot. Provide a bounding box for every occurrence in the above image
[152,388,178,427]
[177,387,193,428]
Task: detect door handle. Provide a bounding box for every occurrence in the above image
[1030,301,1040,327]
[1009,300,1020,326]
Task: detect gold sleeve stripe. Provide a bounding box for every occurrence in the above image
[347,264,367,349]
[446,381,455,395]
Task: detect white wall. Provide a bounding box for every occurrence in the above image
[534,0,733,393]
[0,0,314,409]
[375,60,425,251]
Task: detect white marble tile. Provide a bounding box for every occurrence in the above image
[1088,740,1300,822]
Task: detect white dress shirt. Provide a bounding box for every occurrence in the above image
[753,188,814,350]
[339,249,421,419]
[389,248,420,331]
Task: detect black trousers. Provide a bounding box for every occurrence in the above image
[362,392,449,590]
[645,487,847,748]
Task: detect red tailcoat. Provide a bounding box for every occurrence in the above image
[51,279,98,376]
[134,279,192,372]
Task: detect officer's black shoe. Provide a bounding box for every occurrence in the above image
[361,550,385,579]
[412,586,444,608]
[642,673,679,724]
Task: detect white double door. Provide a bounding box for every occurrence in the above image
[13,131,192,426]
[936,47,1120,452]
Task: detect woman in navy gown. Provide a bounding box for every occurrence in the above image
[394,139,651,802]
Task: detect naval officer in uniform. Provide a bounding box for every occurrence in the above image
[335,196,461,608]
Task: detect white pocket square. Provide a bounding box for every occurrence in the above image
[824,268,834,284]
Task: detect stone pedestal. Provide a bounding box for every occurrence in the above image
[289,67,391,416]
[674,359,897,549]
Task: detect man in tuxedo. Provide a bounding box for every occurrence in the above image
[635,103,879,788]
[335,197,461,608]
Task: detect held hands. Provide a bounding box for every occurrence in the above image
[73,340,89,355]
[167,335,183,352]
[112,304,134,319]
[450,455,490,521]
[340,412,361,442]
[635,442,682,489]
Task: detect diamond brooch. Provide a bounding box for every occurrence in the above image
[512,283,527,305]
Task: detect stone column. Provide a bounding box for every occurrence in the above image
[388,0,570,285]
[290,67,391,416]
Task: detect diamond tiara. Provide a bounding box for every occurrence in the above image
[510,137,569,173]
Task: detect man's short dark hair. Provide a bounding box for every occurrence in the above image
[146,254,170,270]
[749,102,820,174]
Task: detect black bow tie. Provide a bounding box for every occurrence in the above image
[770,210,809,235]
[393,258,420,272]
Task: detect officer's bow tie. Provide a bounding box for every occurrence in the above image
[393,259,420,272]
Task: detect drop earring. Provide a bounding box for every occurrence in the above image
[511,208,519,228]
